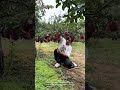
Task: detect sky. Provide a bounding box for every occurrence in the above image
[41,0,67,22]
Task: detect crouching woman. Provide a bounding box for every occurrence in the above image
[54,39,77,69]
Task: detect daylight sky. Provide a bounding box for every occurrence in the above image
[41,0,67,22]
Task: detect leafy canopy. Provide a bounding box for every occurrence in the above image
[56,0,85,23]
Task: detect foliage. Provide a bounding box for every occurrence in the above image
[56,0,85,23]
[35,0,54,23]
[0,0,35,29]
[85,0,120,39]
[0,0,54,41]
[35,0,45,20]
[55,0,120,37]
[36,15,85,40]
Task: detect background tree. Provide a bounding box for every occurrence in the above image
[36,14,85,42]
[56,0,85,23]
[0,0,54,72]
[56,0,120,39]
[0,0,36,72]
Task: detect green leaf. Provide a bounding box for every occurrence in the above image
[70,19,74,23]
[63,15,68,18]
[56,3,61,8]
[75,18,77,23]
[62,3,66,10]
[56,0,60,3]
[80,15,84,19]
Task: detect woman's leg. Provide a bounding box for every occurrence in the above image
[63,58,75,69]
[54,49,61,63]
[54,49,76,69]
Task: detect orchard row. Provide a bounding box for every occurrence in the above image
[0,29,35,40]
[35,31,85,43]
[0,18,35,40]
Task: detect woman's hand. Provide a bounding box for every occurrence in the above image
[57,49,68,58]
[57,49,60,53]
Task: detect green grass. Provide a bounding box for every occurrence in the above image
[1,38,85,90]
[35,60,65,90]
[0,82,25,90]
[86,38,120,90]
[35,42,85,90]
[72,42,85,53]
[86,38,120,66]
[1,38,35,90]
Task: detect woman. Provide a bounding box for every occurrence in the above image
[54,36,77,69]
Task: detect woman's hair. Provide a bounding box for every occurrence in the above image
[66,36,72,44]
[60,32,64,37]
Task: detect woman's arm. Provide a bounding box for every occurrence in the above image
[57,49,68,58]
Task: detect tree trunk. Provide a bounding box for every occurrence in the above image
[0,33,4,73]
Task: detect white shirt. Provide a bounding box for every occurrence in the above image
[58,37,66,50]
[64,45,72,57]
[58,37,72,57]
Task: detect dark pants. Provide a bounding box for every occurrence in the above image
[54,49,75,69]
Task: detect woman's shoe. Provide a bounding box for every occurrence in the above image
[54,63,60,68]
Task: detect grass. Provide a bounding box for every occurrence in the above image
[35,42,85,90]
[86,38,120,66]
[72,42,85,53]
[1,38,85,90]
[0,82,25,90]
[86,38,120,90]
[1,38,35,90]
[1,38,119,90]
[35,60,65,90]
